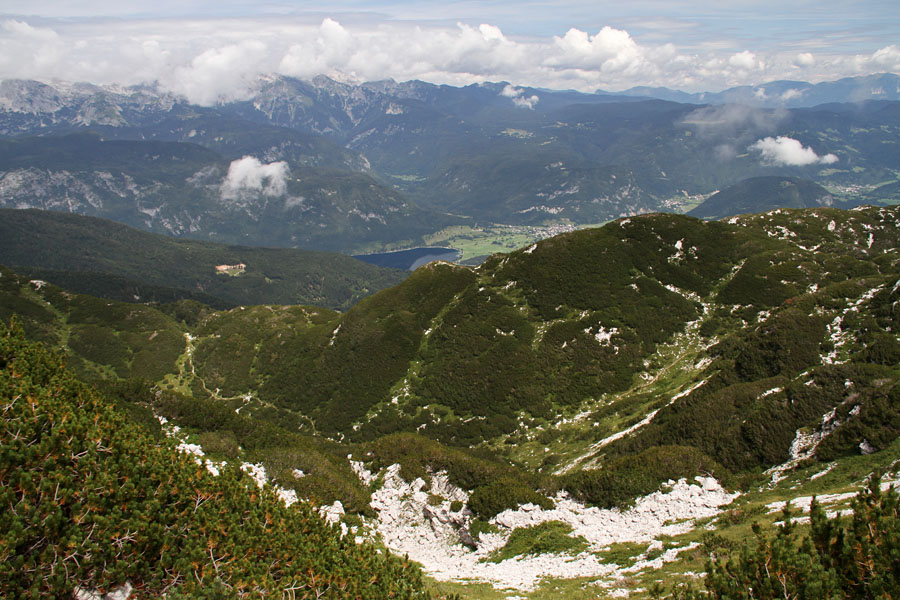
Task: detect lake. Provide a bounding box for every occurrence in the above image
[353,247,461,271]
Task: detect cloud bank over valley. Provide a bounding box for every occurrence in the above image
[0,9,897,105]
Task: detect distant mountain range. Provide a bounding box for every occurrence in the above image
[0,73,898,253]
[609,73,900,107]
[0,132,456,252]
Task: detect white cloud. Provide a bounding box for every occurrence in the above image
[221,156,290,200]
[869,45,900,71]
[277,20,532,88]
[499,84,520,98]
[501,84,539,109]
[0,20,66,79]
[728,50,761,71]
[168,40,270,106]
[278,18,357,80]
[552,26,645,73]
[794,52,815,67]
[749,136,838,166]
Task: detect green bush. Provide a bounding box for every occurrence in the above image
[730,309,828,381]
[487,521,587,562]
[468,519,501,541]
[859,333,900,365]
[468,477,553,520]
[561,445,726,508]
[68,324,130,376]
[196,430,241,459]
[665,476,900,599]
[815,383,900,461]
[699,531,737,555]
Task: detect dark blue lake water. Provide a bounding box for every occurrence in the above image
[353,247,461,271]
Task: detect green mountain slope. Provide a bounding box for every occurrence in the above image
[0,209,407,310]
[198,207,900,494]
[0,266,547,536]
[0,320,432,599]
[3,204,900,598]
[0,268,393,514]
[3,205,899,516]
[688,176,842,219]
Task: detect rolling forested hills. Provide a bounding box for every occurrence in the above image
[0,209,407,310]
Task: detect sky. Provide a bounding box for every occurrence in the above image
[1,1,898,105]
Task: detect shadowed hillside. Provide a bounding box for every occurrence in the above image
[689,176,842,220]
[0,209,407,310]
